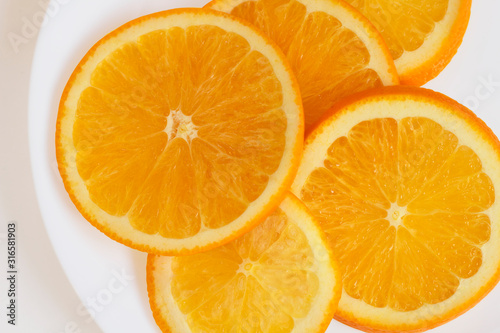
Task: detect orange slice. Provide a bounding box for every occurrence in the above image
[291,86,500,332]
[56,8,304,255]
[343,0,472,85]
[206,0,399,131]
[147,193,341,333]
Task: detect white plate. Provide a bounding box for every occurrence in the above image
[29,0,500,332]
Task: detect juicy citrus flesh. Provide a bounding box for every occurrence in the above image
[206,0,398,130]
[302,117,494,311]
[344,0,471,85]
[292,86,500,332]
[147,194,341,333]
[77,27,287,232]
[56,9,303,255]
[345,0,448,61]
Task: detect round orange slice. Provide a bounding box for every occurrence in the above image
[344,0,472,85]
[206,0,399,131]
[147,193,341,333]
[56,8,304,255]
[291,86,500,332]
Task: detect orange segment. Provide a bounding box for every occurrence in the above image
[190,140,257,228]
[344,0,472,85]
[170,245,242,314]
[344,118,398,205]
[196,108,287,176]
[240,275,295,331]
[206,0,398,130]
[252,265,320,318]
[90,37,171,116]
[232,206,288,260]
[186,273,247,332]
[397,117,459,206]
[348,1,448,60]
[408,145,495,214]
[56,8,303,255]
[128,139,201,238]
[292,86,500,332]
[389,227,460,311]
[404,213,489,279]
[229,0,307,54]
[75,134,167,216]
[300,166,388,227]
[73,87,167,151]
[147,194,341,333]
[287,10,384,129]
[334,220,396,308]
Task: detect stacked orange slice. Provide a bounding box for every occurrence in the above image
[56,9,304,255]
[343,0,472,85]
[148,194,341,333]
[292,86,500,332]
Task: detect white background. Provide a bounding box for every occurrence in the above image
[0,0,102,332]
[2,0,500,332]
